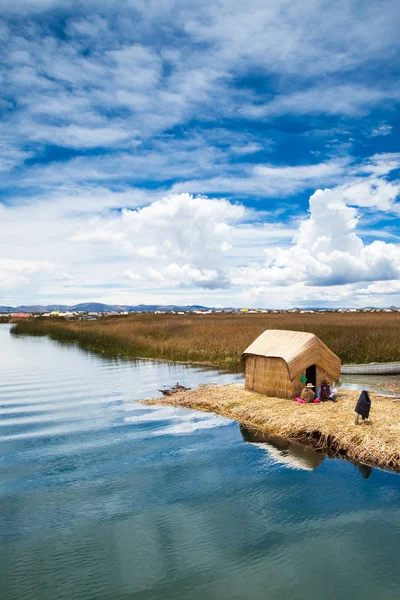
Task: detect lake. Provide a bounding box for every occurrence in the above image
[1,323,400,600]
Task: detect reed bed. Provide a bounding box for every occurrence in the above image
[11,312,400,367]
[146,384,400,471]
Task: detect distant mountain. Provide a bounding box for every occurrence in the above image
[127,304,210,312]
[0,303,212,314]
[71,303,122,312]
[0,306,15,312]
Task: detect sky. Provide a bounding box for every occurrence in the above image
[1,0,400,308]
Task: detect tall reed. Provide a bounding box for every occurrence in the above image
[11,312,400,367]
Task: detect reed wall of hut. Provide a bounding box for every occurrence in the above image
[244,355,301,398]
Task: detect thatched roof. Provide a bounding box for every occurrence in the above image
[242,329,341,381]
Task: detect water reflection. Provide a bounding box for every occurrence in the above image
[356,463,373,479]
[240,425,325,471]
[240,424,374,479]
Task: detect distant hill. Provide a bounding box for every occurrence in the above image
[0,303,212,314]
[71,303,123,312]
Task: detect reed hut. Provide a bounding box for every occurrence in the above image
[242,329,341,399]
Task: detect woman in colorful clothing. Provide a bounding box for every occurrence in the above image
[317,379,336,402]
[299,383,316,403]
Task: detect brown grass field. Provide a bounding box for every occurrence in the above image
[145,384,400,472]
[11,312,400,367]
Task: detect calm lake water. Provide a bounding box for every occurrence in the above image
[1,323,400,600]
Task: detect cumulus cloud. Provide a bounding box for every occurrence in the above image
[359,280,400,295]
[71,193,245,289]
[1,170,400,306]
[232,187,400,288]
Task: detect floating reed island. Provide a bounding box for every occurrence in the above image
[145,384,400,472]
[145,329,400,472]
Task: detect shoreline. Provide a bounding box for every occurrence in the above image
[144,384,400,473]
[10,328,240,371]
[9,323,240,369]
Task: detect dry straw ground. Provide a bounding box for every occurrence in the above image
[12,312,400,367]
[146,384,400,471]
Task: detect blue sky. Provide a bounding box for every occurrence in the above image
[1,0,400,307]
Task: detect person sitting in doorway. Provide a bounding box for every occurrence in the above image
[317,379,336,402]
[300,383,316,403]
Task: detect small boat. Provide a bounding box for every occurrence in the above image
[341,361,400,375]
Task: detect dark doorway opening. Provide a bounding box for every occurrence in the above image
[305,364,316,387]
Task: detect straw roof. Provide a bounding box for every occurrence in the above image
[242,329,341,381]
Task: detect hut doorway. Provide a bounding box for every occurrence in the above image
[305,364,317,387]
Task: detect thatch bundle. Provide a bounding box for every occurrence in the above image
[145,384,400,472]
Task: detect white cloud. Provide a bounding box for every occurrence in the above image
[229,143,263,155]
[172,158,349,197]
[122,270,141,281]
[0,258,68,290]
[0,137,32,172]
[370,123,393,137]
[170,153,400,205]
[147,264,229,289]
[356,153,400,177]
[184,0,399,77]
[70,193,245,289]
[23,124,135,150]
[242,85,400,118]
[164,263,230,289]
[341,178,400,212]
[359,280,400,295]
[232,187,400,290]
[1,165,400,306]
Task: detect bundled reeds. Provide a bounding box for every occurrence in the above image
[145,384,400,472]
[245,355,296,398]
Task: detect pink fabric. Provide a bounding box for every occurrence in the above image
[294,397,306,404]
[294,397,321,404]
